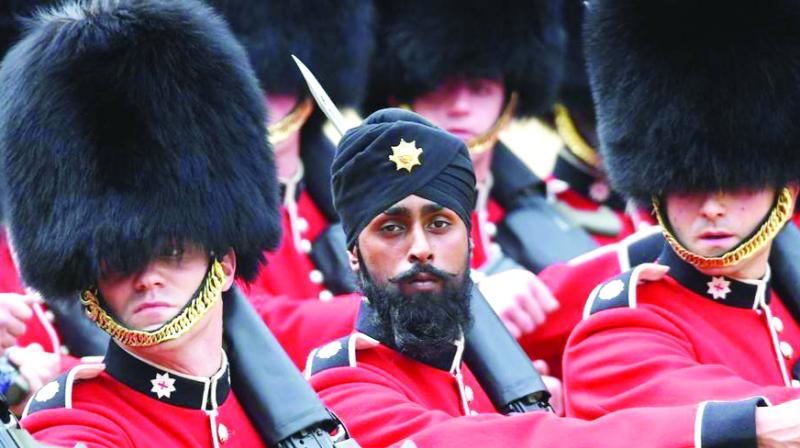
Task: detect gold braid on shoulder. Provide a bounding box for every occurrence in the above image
[465,92,518,155]
[653,187,794,269]
[553,103,601,169]
[80,259,227,347]
[268,97,315,146]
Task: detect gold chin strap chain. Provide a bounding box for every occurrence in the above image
[268,97,315,146]
[466,92,518,155]
[81,259,228,347]
[553,103,601,169]
[653,187,795,269]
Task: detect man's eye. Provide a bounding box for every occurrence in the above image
[159,245,184,259]
[430,219,451,229]
[380,223,404,233]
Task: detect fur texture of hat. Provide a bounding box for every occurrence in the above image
[363,0,566,118]
[0,0,282,297]
[207,0,373,110]
[585,0,800,201]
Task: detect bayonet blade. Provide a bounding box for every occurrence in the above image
[292,55,349,136]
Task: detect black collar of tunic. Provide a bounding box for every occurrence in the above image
[658,245,771,309]
[104,340,231,410]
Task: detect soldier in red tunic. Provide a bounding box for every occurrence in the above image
[563,1,800,445]
[206,0,373,368]
[545,0,655,246]
[0,0,293,445]
[303,107,776,447]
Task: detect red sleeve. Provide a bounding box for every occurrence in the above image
[251,293,360,369]
[564,305,800,420]
[520,252,622,379]
[312,366,700,448]
[21,405,134,448]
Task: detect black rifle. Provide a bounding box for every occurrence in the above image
[223,287,359,447]
[464,288,553,414]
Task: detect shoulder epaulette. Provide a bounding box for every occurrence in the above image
[617,226,664,270]
[305,335,353,379]
[305,333,381,379]
[23,363,102,417]
[583,264,653,319]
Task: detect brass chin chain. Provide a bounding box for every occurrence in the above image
[268,97,315,145]
[466,92,518,155]
[653,187,794,269]
[553,103,601,169]
[80,260,228,347]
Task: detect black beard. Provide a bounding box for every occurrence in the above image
[357,253,473,366]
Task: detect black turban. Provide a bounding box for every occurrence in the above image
[332,109,476,248]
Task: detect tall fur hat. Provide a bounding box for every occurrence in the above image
[207,0,374,112]
[363,0,566,118]
[0,1,50,56]
[558,0,593,115]
[585,0,800,202]
[0,0,282,298]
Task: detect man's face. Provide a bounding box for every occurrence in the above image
[665,187,777,258]
[266,93,300,155]
[98,242,234,331]
[353,195,472,359]
[412,77,505,144]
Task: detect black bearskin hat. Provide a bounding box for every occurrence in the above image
[363,0,566,118]
[0,1,54,56]
[207,0,374,113]
[585,0,800,202]
[558,0,593,116]
[0,0,282,298]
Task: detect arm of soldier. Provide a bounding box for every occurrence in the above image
[20,404,134,448]
[477,269,559,338]
[756,398,800,447]
[0,293,34,354]
[310,364,749,447]
[563,305,800,421]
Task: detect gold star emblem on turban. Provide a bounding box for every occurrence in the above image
[389,139,423,173]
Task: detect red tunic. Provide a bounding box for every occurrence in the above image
[246,190,330,299]
[21,343,265,448]
[238,190,362,369]
[520,226,663,378]
[0,231,82,369]
[469,199,505,269]
[564,246,800,439]
[307,329,748,448]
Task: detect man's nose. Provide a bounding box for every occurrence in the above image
[407,224,434,264]
[132,264,166,291]
[699,193,727,220]
[447,86,472,116]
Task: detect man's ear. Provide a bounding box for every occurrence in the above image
[349,246,360,273]
[220,250,237,291]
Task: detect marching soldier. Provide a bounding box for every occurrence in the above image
[207,0,372,368]
[363,0,593,357]
[564,1,800,445]
[304,108,758,447]
[0,0,303,444]
[0,0,104,415]
[545,0,654,245]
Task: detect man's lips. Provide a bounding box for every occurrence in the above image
[698,229,735,240]
[132,301,172,314]
[447,128,473,140]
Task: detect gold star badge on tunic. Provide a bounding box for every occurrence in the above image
[388,139,423,173]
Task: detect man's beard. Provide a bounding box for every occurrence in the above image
[357,253,473,366]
